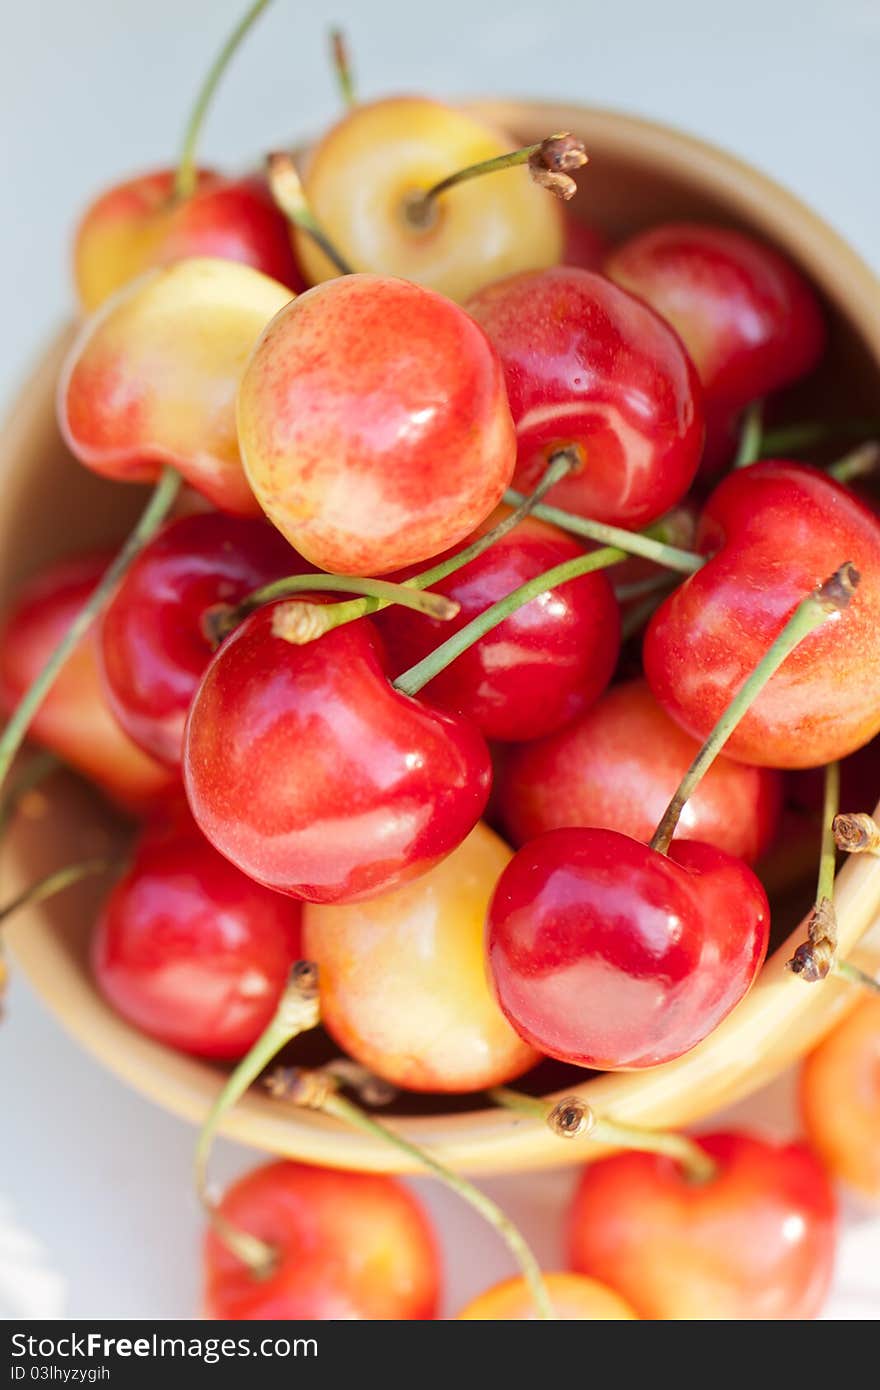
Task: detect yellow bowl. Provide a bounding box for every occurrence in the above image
[4,100,880,1173]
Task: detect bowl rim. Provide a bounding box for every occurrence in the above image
[6,98,880,1174]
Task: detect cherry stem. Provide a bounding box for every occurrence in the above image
[733,400,764,468]
[194,961,321,1279]
[489,1088,716,1184]
[503,489,703,574]
[817,761,841,906]
[833,812,880,855]
[760,418,880,456]
[835,959,880,994]
[0,752,59,843]
[208,573,460,647]
[266,152,354,275]
[260,449,578,645]
[786,761,841,983]
[394,545,626,697]
[175,0,275,201]
[828,440,880,485]
[649,563,859,856]
[0,857,114,928]
[278,1068,554,1320]
[0,467,181,799]
[329,27,356,107]
[406,132,587,227]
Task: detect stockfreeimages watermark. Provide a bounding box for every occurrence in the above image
[10,1332,317,1370]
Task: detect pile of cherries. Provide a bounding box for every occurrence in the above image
[3,7,879,1321]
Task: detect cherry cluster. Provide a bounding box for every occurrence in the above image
[2,7,879,1323]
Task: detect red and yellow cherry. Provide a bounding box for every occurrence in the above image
[292,97,563,302]
[563,214,609,271]
[800,998,880,1202]
[0,553,177,813]
[237,273,515,574]
[487,827,769,1068]
[59,257,293,515]
[467,266,704,529]
[458,1272,637,1320]
[100,513,308,768]
[74,170,303,314]
[644,462,880,768]
[497,678,781,861]
[184,606,491,903]
[92,812,302,1059]
[375,512,620,741]
[303,821,539,1093]
[569,1131,837,1319]
[606,223,825,474]
[204,1159,440,1319]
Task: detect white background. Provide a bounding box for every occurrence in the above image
[2,0,880,1320]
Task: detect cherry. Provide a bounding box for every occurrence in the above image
[644,463,880,768]
[606,222,825,474]
[568,1131,837,1319]
[93,812,302,1059]
[100,513,308,767]
[60,257,293,516]
[375,512,620,741]
[562,214,609,271]
[291,97,564,301]
[203,1159,440,1319]
[0,553,177,814]
[497,678,781,861]
[487,827,769,1068]
[458,1272,637,1320]
[800,997,880,1202]
[183,606,491,903]
[237,272,516,574]
[467,266,704,529]
[303,821,539,1093]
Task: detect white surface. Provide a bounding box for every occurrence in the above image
[2,0,879,1320]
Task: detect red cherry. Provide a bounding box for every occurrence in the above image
[487,827,769,1068]
[467,266,704,530]
[644,462,880,768]
[100,513,308,768]
[204,1160,440,1319]
[497,678,781,861]
[0,553,177,813]
[568,1131,837,1319]
[375,513,620,741]
[183,607,491,903]
[606,223,825,474]
[93,812,302,1059]
[562,215,609,270]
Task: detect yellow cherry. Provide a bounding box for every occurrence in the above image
[458,1272,639,1320]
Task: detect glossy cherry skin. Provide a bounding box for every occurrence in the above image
[204,1160,440,1320]
[606,223,825,474]
[74,169,304,313]
[303,822,539,1093]
[487,827,769,1069]
[467,266,704,530]
[644,462,880,768]
[376,513,620,741]
[0,553,177,814]
[237,273,516,574]
[184,607,492,903]
[569,1131,837,1319]
[459,1272,637,1320]
[100,513,308,768]
[800,998,880,1203]
[497,679,781,861]
[93,813,302,1059]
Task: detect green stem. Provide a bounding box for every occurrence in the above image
[733,400,764,468]
[318,1088,554,1320]
[649,564,858,855]
[0,752,59,842]
[835,960,880,994]
[195,962,321,1278]
[828,441,880,485]
[175,0,275,200]
[394,545,626,697]
[266,152,354,275]
[0,858,113,927]
[489,1088,716,1183]
[816,761,841,906]
[329,27,356,107]
[406,142,544,227]
[760,419,880,456]
[0,468,181,798]
[503,490,703,574]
